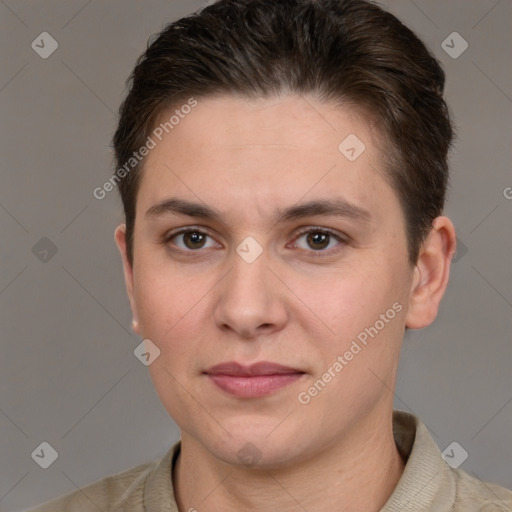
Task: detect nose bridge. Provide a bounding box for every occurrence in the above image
[226,245,270,306]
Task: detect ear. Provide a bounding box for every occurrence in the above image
[405,216,457,329]
[114,224,141,335]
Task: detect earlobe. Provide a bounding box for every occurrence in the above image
[114,224,141,335]
[405,216,457,330]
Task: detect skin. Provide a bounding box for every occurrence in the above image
[115,94,456,512]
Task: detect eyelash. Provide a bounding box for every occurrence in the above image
[163,226,348,257]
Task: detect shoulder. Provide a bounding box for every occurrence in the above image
[26,458,158,512]
[451,468,512,512]
[389,411,512,512]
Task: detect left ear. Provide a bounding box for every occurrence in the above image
[405,216,457,329]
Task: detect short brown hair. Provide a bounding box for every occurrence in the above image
[112,0,455,265]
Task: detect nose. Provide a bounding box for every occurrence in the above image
[212,248,288,339]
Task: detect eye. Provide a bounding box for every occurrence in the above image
[292,228,345,254]
[165,228,219,251]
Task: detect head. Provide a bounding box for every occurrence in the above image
[113,0,456,467]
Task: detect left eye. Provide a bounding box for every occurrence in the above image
[293,230,343,252]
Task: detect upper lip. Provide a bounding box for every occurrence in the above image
[205,361,304,376]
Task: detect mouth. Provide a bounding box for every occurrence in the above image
[204,361,306,398]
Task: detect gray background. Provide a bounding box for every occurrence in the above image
[0,0,510,510]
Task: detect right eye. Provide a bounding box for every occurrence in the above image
[164,228,220,252]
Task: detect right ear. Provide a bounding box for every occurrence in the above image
[114,224,140,335]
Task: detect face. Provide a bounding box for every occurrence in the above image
[116,94,423,468]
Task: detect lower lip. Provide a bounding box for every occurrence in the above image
[207,373,304,398]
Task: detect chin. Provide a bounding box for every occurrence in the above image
[202,422,310,470]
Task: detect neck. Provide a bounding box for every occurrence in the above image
[173,408,405,512]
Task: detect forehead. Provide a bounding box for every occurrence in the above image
[136,94,400,228]
[152,94,377,153]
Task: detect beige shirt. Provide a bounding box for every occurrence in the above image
[29,411,512,511]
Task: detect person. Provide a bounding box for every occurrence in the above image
[30,0,512,510]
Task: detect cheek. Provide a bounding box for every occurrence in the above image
[290,259,405,342]
[295,272,406,416]
[133,267,211,422]
[133,257,207,336]
[132,262,218,380]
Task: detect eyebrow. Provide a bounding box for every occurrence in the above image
[145,197,372,224]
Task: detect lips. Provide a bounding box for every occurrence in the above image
[205,361,305,398]
[206,361,303,376]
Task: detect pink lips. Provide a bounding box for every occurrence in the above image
[205,361,305,398]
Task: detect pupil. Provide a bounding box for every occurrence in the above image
[185,232,205,249]
[307,232,329,250]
